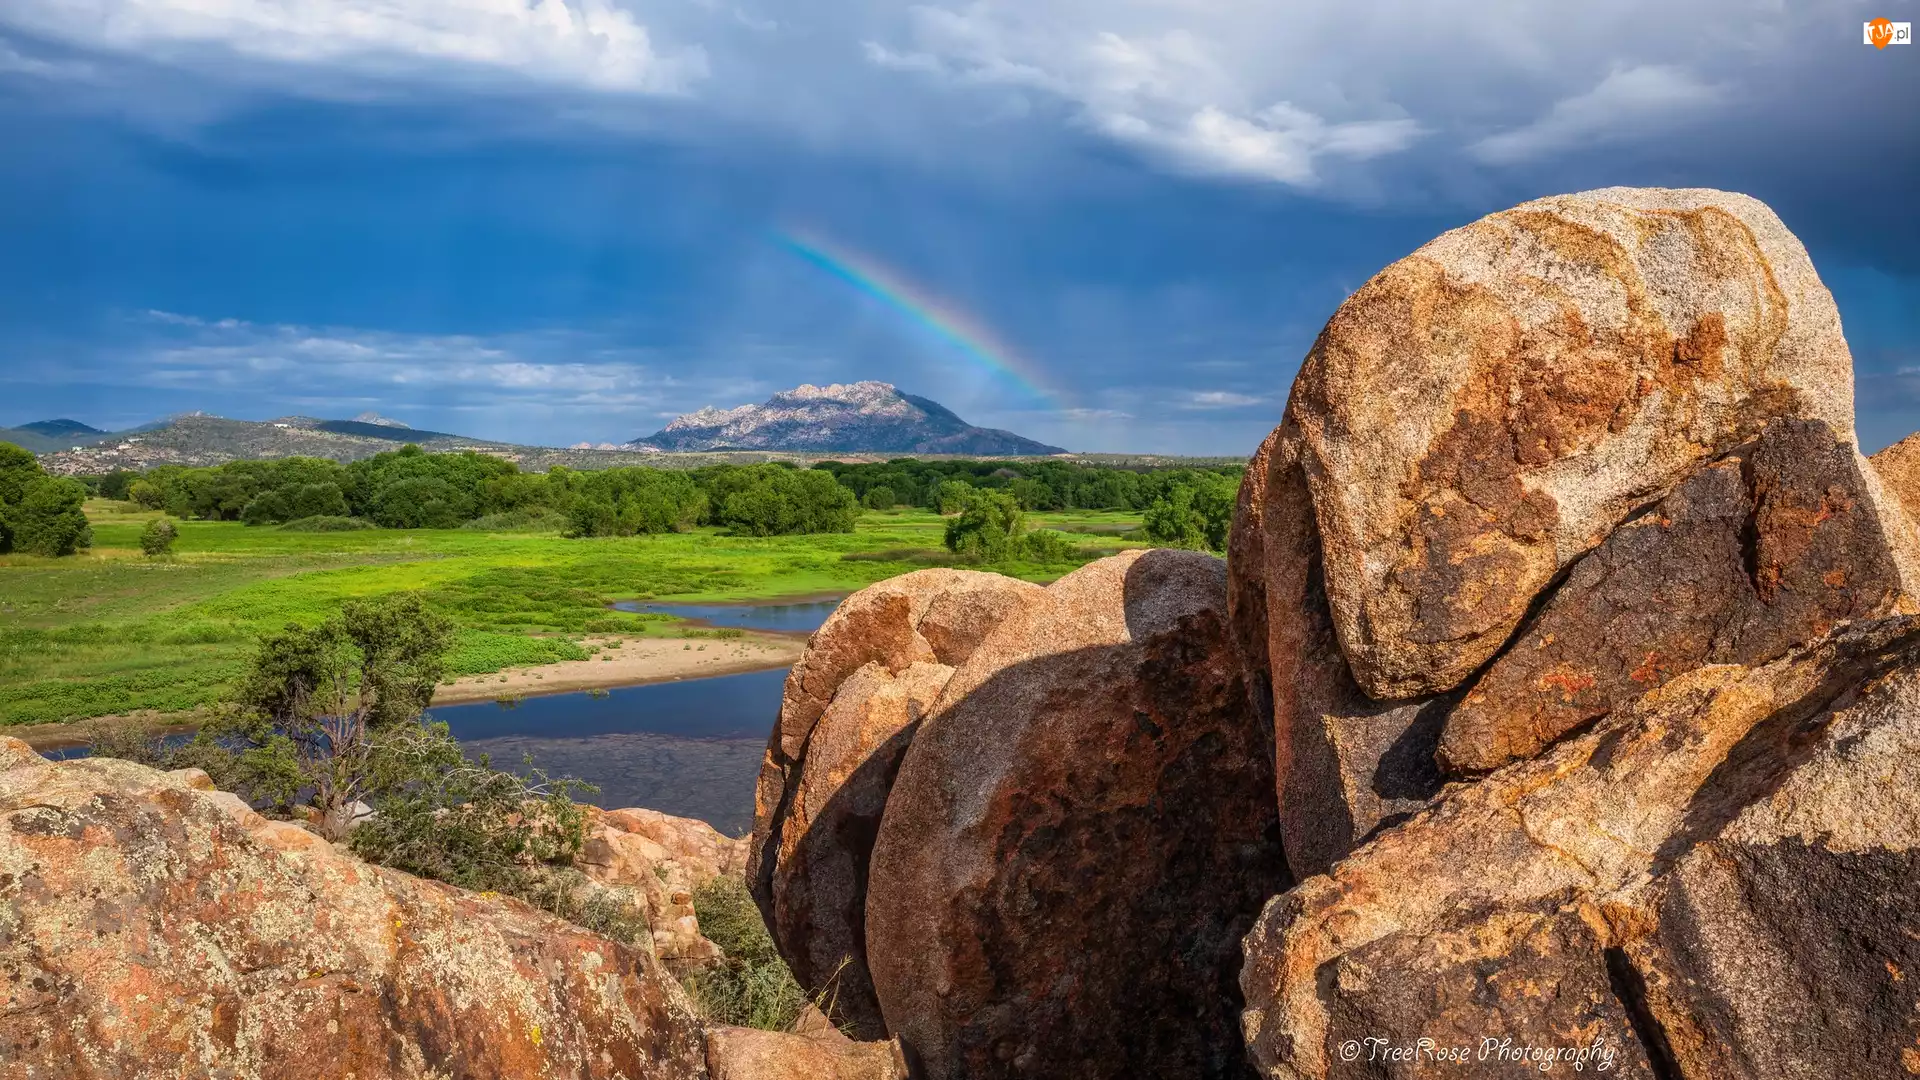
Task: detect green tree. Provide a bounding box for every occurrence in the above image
[861,485,896,510]
[194,593,455,835]
[1142,474,1238,552]
[0,441,40,505]
[9,477,93,557]
[945,490,1025,561]
[933,479,975,514]
[139,517,179,557]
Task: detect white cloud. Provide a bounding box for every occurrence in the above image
[1181,390,1263,409]
[865,9,1422,185]
[1471,65,1724,165]
[0,0,706,94]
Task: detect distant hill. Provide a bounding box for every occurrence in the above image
[16,419,106,438]
[0,419,114,453]
[634,382,1066,455]
[28,414,505,474]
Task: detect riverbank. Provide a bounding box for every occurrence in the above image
[14,632,806,751]
[431,632,805,705]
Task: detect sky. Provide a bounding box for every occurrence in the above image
[0,1,1916,454]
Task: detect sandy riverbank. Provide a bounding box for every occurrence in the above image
[14,632,807,750]
[429,632,805,705]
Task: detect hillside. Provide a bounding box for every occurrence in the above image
[633,382,1067,455]
[30,414,504,474]
[0,419,115,453]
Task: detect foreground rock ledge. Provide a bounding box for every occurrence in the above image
[0,738,707,1080]
[866,550,1287,1080]
[1239,617,1920,1080]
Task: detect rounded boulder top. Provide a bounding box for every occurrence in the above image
[1282,186,1855,699]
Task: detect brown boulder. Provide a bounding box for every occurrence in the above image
[1230,423,1454,879]
[1284,187,1855,699]
[1870,429,1920,522]
[748,569,1045,1037]
[0,740,707,1079]
[865,550,1287,1080]
[1239,617,1920,1080]
[1440,417,1916,773]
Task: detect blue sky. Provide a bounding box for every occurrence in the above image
[1,1,1915,454]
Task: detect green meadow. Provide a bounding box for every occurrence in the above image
[0,500,1141,727]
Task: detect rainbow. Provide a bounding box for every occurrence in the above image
[777,228,1061,406]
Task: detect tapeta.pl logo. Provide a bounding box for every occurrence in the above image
[1865,18,1912,47]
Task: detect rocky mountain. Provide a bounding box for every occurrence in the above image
[633,382,1066,455]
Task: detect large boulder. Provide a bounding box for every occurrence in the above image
[1284,187,1855,699]
[1229,423,1456,879]
[0,739,708,1079]
[865,550,1288,1080]
[748,569,1046,1037]
[1439,417,1916,773]
[1239,617,1920,1080]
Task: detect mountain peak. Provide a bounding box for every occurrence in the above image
[635,383,1064,455]
[351,411,409,428]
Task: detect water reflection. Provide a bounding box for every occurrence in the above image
[429,667,789,834]
[610,596,844,634]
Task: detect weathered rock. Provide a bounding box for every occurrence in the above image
[579,805,749,973]
[748,569,1046,1037]
[1227,424,1284,726]
[1232,422,1453,879]
[1284,187,1856,699]
[1239,617,1920,1080]
[865,550,1287,1080]
[1870,429,1920,522]
[1440,417,1915,773]
[706,1024,908,1080]
[0,739,708,1079]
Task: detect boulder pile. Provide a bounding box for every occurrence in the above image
[757,187,1920,1079]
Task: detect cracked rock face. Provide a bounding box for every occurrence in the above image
[1439,417,1915,774]
[748,569,1046,1038]
[865,550,1287,1080]
[1238,617,1920,1080]
[0,740,707,1080]
[1283,187,1856,700]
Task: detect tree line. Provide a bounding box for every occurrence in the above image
[25,441,1246,553]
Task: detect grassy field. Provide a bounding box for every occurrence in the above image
[0,500,1142,727]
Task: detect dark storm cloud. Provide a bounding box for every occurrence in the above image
[0,0,1913,453]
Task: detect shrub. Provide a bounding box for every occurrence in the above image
[139,517,179,556]
[1021,528,1078,563]
[679,875,808,1030]
[279,515,378,532]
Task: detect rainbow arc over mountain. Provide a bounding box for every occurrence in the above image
[778,228,1061,406]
